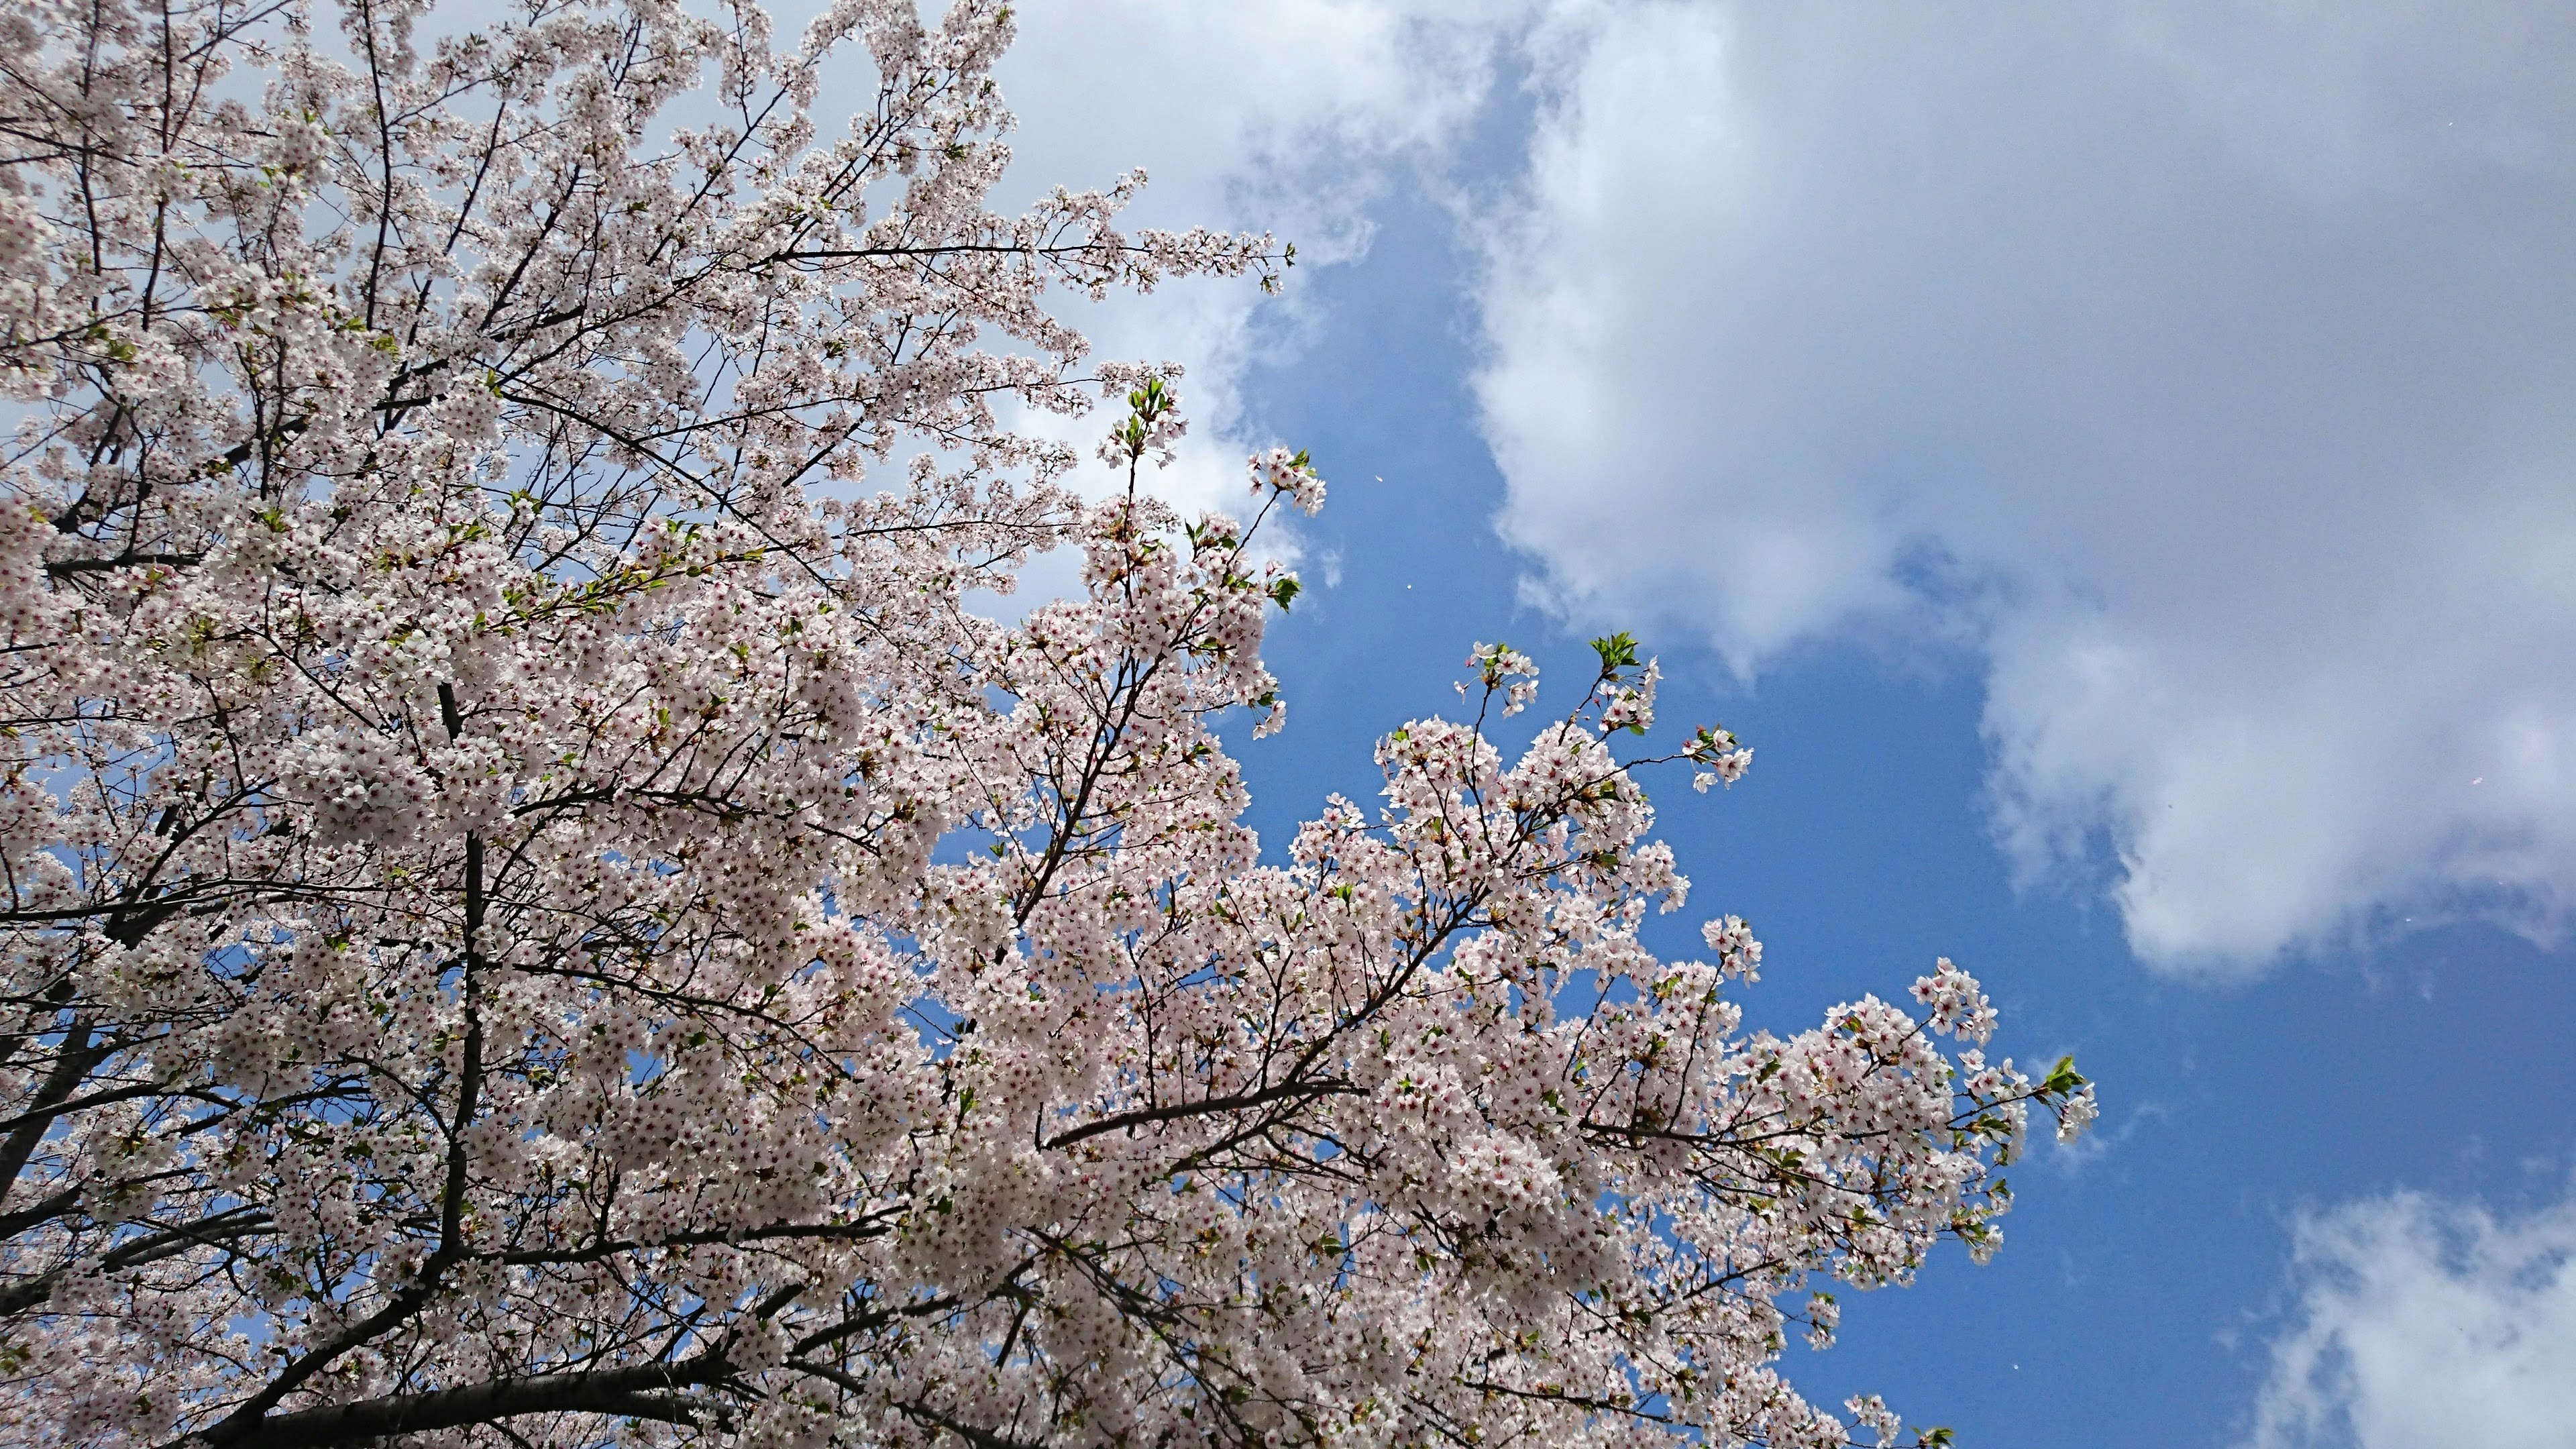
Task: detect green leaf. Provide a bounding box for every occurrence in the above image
[2041,1054,2088,1095]
[1590,631,1640,674]
[1269,576,1301,611]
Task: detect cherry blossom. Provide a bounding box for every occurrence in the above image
[0,1,2095,1445]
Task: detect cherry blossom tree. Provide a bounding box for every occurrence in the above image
[0,0,2097,1444]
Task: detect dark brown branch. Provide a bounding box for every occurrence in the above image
[197,1354,730,1449]
[1040,1078,1363,1153]
[0,1205,273,1317]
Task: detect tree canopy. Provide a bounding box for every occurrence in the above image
[0,0,2093,1444]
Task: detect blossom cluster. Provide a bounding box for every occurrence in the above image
[1250,445,1327,514]
[0,1,2094,1447]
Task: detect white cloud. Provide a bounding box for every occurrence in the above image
[1472,1,2576,971]
[988,0,1527,525]
[2247,1187,2576,1449]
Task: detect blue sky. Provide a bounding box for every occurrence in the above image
[976,5,2576,1446]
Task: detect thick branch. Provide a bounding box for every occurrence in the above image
[197,1355,729,1449]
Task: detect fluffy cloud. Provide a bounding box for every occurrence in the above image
[1472,1,2576,970]
[2247,1187,2576,1449]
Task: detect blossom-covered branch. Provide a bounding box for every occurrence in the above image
[0,0,2091,1445]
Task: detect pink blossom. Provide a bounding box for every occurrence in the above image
[0,1,2095,1446]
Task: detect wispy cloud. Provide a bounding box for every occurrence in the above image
[2247,1185,2576,1448]
[993,0,1527,528]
